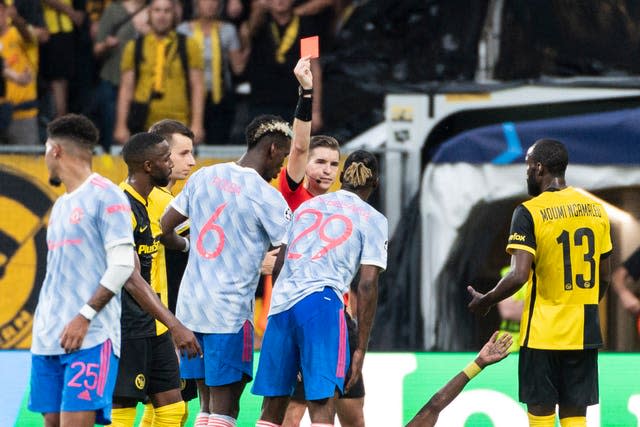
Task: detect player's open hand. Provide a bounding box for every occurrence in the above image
[170,323,202,359]
[476,331,512,368]
[467,285,490,316]
[345,348,365,393]
[60,314,90,353]
[294,56,312,90]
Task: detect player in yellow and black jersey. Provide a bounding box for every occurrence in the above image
[112,132,201,427]
[468,139,612,427]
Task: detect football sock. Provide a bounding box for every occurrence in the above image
[153,401,186,427]
[140,403,154,427]
[560,416,587,427]
[527,412,555,427]
[109,407,137,427]
[195,412,210,427]
[208,413,237,427]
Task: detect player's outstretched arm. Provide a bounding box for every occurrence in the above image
[60,243,135,353]
[124,256,202,358]
[468,250,532,316]
[405,332,512,427]
[287,56,313,184]
[160,206,190,251]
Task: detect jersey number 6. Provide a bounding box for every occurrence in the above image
[196,203,227,259]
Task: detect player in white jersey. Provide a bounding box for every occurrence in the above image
[29,114,136,427]
[253,150,388,427]
[161,114,293,427]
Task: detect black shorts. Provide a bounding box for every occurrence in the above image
[179,378,198,402]
[519,347,599,407]
[113,332,182,401]
[40,32,75,81]
[291,312,365,401]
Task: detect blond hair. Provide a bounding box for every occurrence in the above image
[343,161,373,187]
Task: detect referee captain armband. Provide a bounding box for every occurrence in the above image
[462,361,482,379]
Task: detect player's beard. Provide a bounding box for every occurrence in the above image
[526,172,540,197]
[49,176,62,187]
[152,171,171,188]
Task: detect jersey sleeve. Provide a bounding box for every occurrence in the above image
[99,187,135,249]
[506,204,536,256]
[253,188,292,246]
[171,169,200,217]
[599,207,613,259]
[623,247,640,281]
[360,213,388,270]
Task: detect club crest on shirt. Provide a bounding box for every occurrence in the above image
[0,165,55,349]
[69,207,84,224]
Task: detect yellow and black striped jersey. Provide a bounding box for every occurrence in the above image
[506,187,612,350]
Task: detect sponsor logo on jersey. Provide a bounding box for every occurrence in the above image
[137,239,160,255]
[509,232,526,242]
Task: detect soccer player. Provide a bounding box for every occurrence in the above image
[406,331,513,427]
[468,139,613,427]
[28,114,135,427]
[112,132,201,427]
[275,56,365,427]
[161,115,293,426]
[139,120,197,426]
[252,150,388,427]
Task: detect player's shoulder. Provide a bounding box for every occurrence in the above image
[89,174,127,200]
[149,186,174,204]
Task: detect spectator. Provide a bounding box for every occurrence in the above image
[93,0,148,151]
[177,0,248,144]
[0,0,38,144]
[40,0,85,117]
[114,0,205,144]
[243,0,323,132]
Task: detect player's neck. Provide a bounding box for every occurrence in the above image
[60,161,93,193]
[126,175,154,200]
[341,185,371,201]
[236,153,267,179]
[542,176,566,192]
[166,178,176,192]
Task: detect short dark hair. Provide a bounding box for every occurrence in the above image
[47,114,99,149]
[245,115,292,149]
[310,135,340,153]
[122,132,167,168]
[530,139,569,176]
[342,150,378,188]
[148,119,194,144]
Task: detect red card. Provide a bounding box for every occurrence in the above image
[300,36,320,59]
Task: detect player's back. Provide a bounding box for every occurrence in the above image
[270,189,388,315]
[516,186,612,350]
[171,162,290,334]
[32,174,133,356]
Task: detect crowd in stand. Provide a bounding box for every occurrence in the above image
[0,0,357,149]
